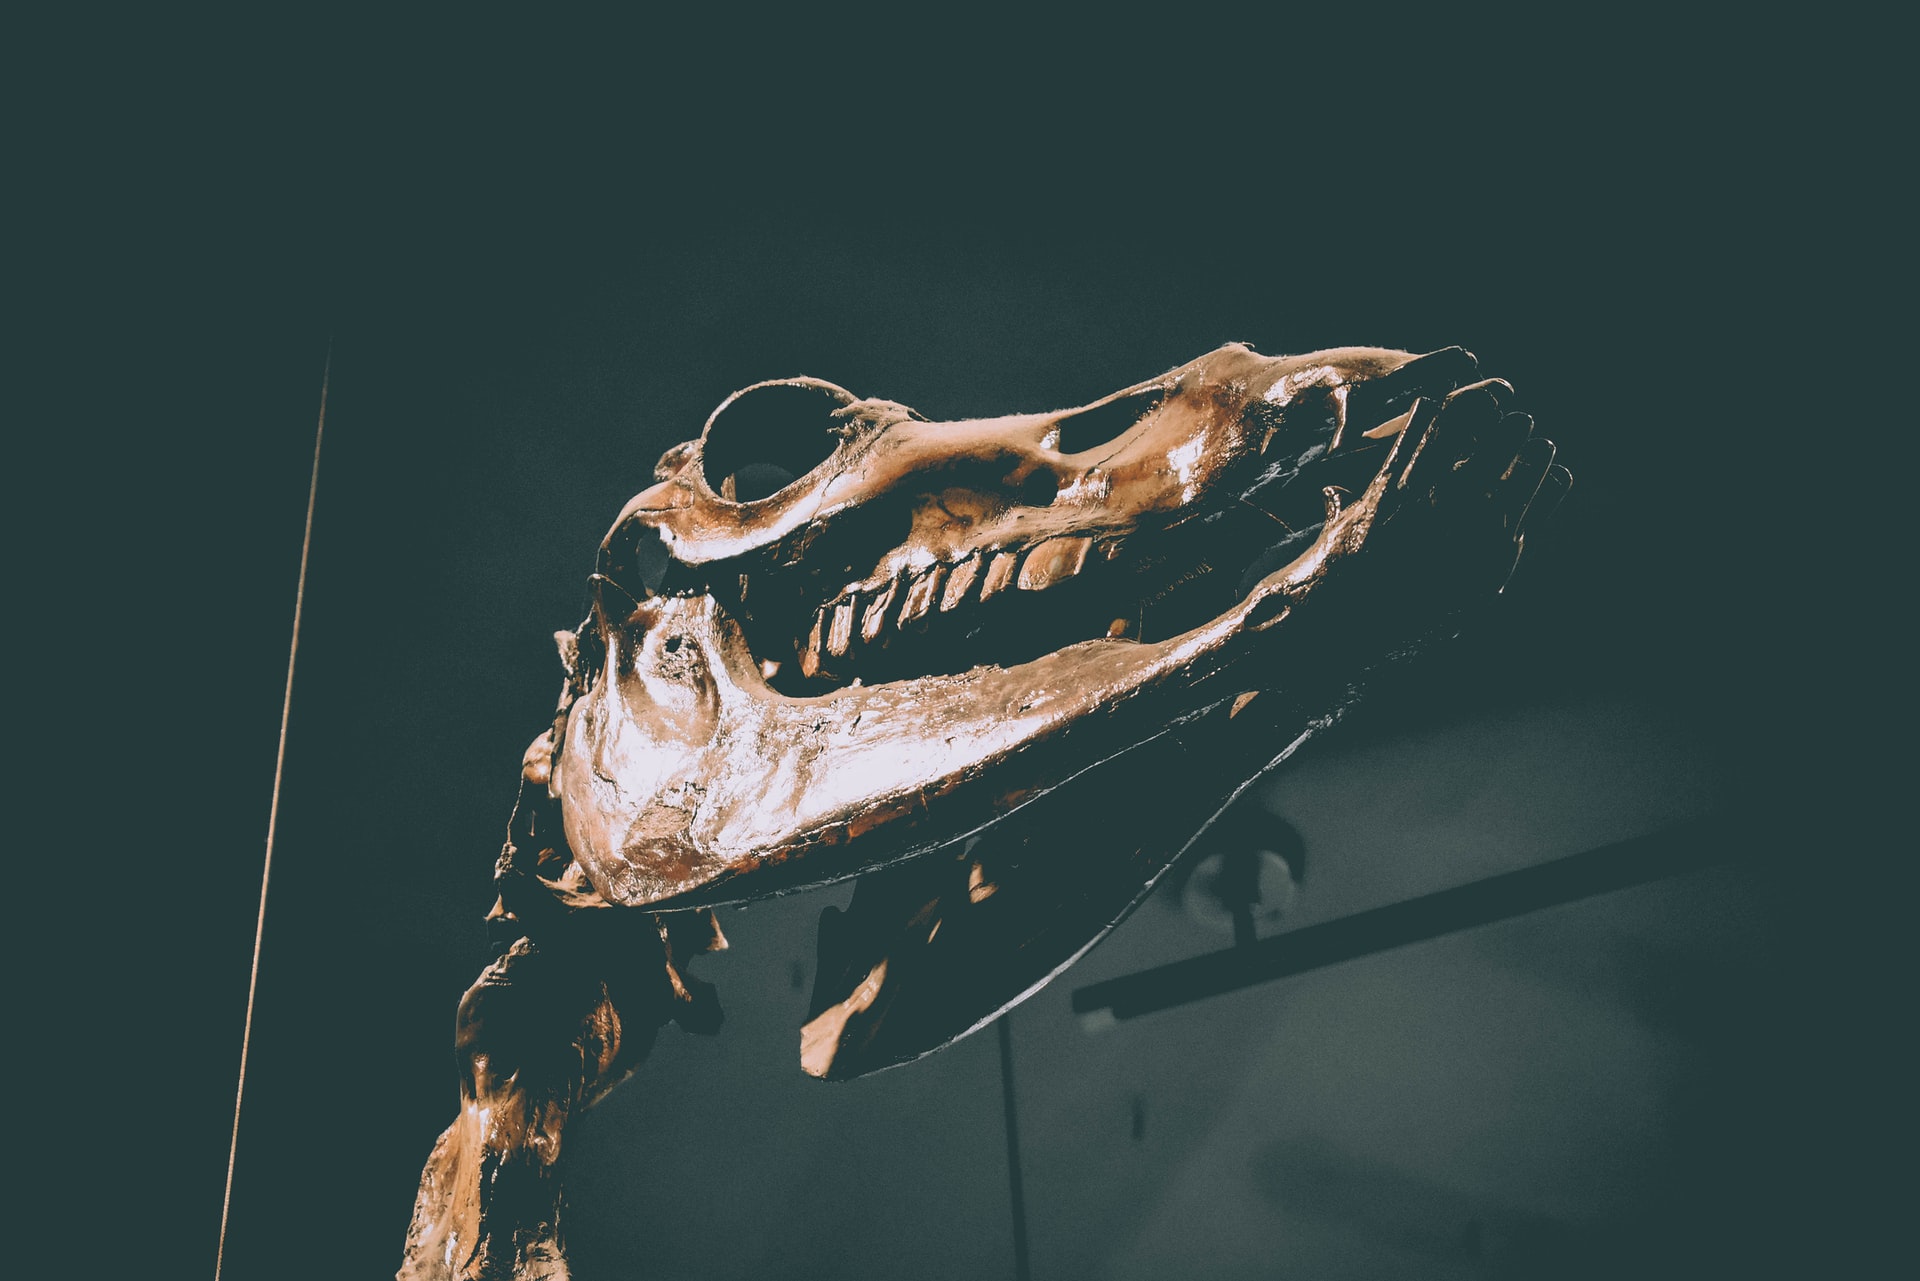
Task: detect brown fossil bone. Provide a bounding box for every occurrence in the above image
[400,343,1567,1280]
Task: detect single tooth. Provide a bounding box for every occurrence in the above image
[800,610,826,679]
[1325,383,1352,452]
[897,566,947,629]
[979,550,1021,602]
[1362,404,1416,441]
[1100,538,1125,562]
[1107,617,1129,638]
[861,576,900,644]
[760,659,782,679]
[941,553,981,611]
[828,596,857,657]
[1018,536,1092,591]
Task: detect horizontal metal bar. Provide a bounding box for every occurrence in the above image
[1073,815,1733,1025]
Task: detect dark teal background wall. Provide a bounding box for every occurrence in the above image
[25,14,1893,1279]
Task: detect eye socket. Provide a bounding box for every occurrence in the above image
[1055,388,1163,456]
[702,379,855,502]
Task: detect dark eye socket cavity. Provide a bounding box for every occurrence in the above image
[1054,389,1163,457]
[702,380,855,503]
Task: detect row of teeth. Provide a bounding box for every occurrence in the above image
[797,534,1122,678]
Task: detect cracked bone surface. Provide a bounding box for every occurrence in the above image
[401,341,1566,1280]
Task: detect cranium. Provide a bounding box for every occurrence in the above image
[402,343,1566,1281]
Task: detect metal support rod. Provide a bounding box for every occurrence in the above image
[1231,902,1257,950]
[997,1015,1033,1281]
[1073,815,1732,1025]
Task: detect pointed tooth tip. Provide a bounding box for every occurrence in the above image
[1017,535,1092,591]
[861,581,898,643]
[897,565,946,627]
[979,550,1021,601]
[827,598,856,657]
[800,611,826,677]
[940,554,982,612]
[1361,404,1417,440]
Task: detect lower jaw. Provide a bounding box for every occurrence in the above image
[555,555,1308,910]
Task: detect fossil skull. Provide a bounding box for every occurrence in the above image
[537,344,1556,926]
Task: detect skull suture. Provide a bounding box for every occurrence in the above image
[405,343,1565,1281]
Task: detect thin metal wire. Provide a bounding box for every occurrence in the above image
[215,343,331,1280]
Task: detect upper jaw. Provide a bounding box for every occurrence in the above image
[595,344,1471,697]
